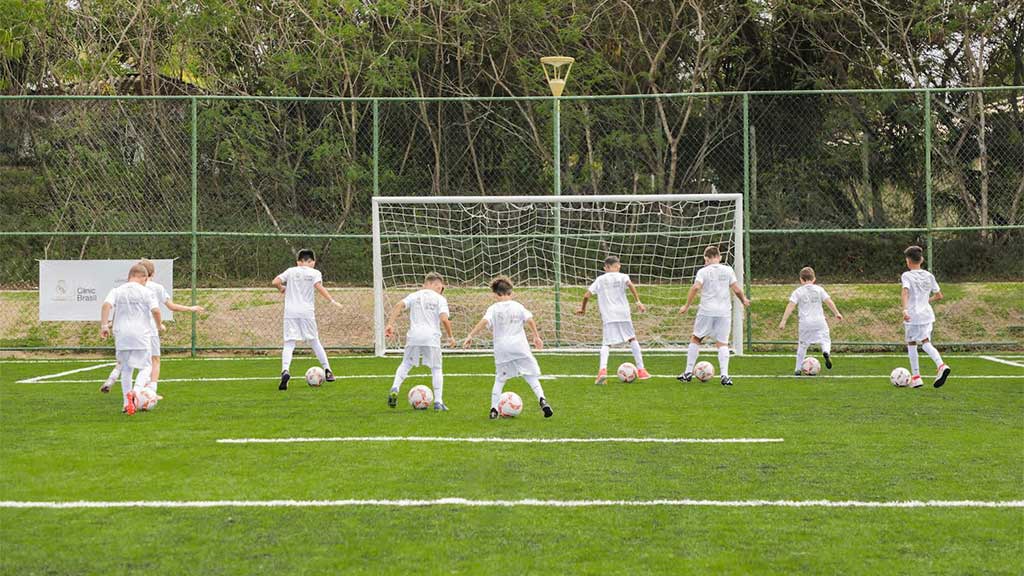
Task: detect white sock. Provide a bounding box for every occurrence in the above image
[491,377,507,410]
[921,342,944,369]
[136,366,152,390]
[907,345,920,377]
[431,368,443,404]
[630,340,645,369]
[120,369,133,404]
[685,343,700,372]
[107,362,122,383]
[310,338,330,370]
[391,360,414,392]
[282,341,297,372]
[795,343,808,373]
[822,341,832,355]
[599,345,610,371]
[717,346,731,377]
[524,375,546,400]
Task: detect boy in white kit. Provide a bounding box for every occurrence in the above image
[384,272,456,411]
[272,249,343,390]
[463,276,553,419]
[101,259,205,395]
[576,256,650,384]
[901,245,951,388]
[778,267,843,375]
[99,263,162,415]
[677,245,750,386]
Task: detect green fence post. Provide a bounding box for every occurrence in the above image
[742,93,752,352]
[373,99,379,197]
[190,97,199,357]
[553,97,563,347]
[924,90,934,272]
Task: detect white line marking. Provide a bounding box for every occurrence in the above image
[15,362,116,384]
[1,499,1020,509]
[981,356,1024,369]
[216,436,784,445]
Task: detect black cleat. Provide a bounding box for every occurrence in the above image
[388,389,398,408]
[823,352,832,370]
[934,365,951,388]
[676,372,694,383]
[279,370,290,391]
[720,375,733,386]
[489,408,499,420]
[794,370,802,377]
[540,398,553,418]
[324,368,335,382]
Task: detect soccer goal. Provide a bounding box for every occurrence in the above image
[372,194,745,356]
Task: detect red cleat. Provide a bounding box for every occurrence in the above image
[124,391,136,415]
[637,367,652,380]
[595,368,608,385]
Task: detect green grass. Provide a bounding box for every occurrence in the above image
[1,352,1023,574]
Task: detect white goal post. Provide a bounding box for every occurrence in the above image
[372,194,745,356]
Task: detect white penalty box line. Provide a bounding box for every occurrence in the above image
[15,362,116,384]
[216,436,785,445]
[2,498,1020,509]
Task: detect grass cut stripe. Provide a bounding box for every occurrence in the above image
[2,499,1021,509]
[215,436,785,445]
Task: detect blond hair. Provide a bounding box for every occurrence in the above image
[138,258,155,277]
[128,263,149,279]
[703,245,720,259]
[799,267,815,282]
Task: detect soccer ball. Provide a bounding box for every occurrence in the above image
[408,385,434,409]
[693,361,715,382]
[305,366,325,387]
[497,391,523,418]
[134,387,160,411]
[617,362,638,383]
[890,367,912,388]
[801,357,821,376]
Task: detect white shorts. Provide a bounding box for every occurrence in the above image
[602,321,636,345]
[693,314,731,344]
[403,345,442,370]
[904,323,933,343]
[283,317,319,342]
[116,349,151,370]
[149,332,161,357]
[798,323,831,346]
[495,356,542,381]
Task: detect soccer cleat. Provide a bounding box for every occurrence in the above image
[909,375,923,389]
[794,370,802,377]
[489,407,499,420]
[279,370,290,391]
[100,377,114,393]
[388,389,398,408]
[124,391,136,416]
[720,375,733,386]
[934,364,951,388]
[539,398,553,418]
[324,368,335,382]
[595,368,608,385]
[823,352,832,370]
[636,368,652,380]
[433,402,448,411]
[676,372,694,383]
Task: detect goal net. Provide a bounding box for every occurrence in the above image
[372,194,744,355]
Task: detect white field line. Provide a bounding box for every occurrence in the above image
[24,373,1024,384]
[216,436,784,445]
[981,356,1024,369]
[15,362,116,384]
[1,499,1020,510]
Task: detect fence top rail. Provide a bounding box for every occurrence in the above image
[0,86,1020,103]
[372,194,743,205]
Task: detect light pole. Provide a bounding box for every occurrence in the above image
[540,56,573,346]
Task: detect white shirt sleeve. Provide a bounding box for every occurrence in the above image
[148,291,160,311]
[439,296,450,317]
[402,293,414,309]
[159,285,171,305]
[312,269,323,285]
[103,288,117,306]
[521,305,534,322]
[728,267,738,284]
[483,307,494,328]
[931,275,940,293]
[588,279,599,295]
[821,287,831,301]
[788,289,799,304]
[900,272,911,289]
[276,268,290,285]
[694,268,705,285]
[623,274,632,285]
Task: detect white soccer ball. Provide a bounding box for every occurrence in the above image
[497,391,523,418]
[890,367,912,388]
[617,362,638,383]
[801,357,821,376]
[135,387,160,411]
[305,366,326,387]
[408,385,434,410]
[693,361,715,382]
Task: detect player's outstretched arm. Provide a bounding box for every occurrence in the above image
[526,318,544,350]
[165,299,205,314]
[462,317,489,347]
[383,300,406,339]
[826,298,843,321]
[440,313,456,347]
[778,302,796,329]
[929,290,943,303]
[627,281,646,313]
[99,302,113,338]
[679,283,701,314]
[576,292,590,315]
[314,282,342,308]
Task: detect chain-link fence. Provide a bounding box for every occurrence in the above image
[1,88,1021,352]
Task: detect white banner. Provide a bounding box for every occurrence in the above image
[39,260,175,322]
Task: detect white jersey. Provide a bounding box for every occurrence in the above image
[694,263,738,318]
[483,300,535,364]
[276,266,323,319]
[145,280,171,329]
[789,284,830,328]
[104,282,158,351]
[403,289,450,348]
[902,269,940,324]
[588,272,633,323]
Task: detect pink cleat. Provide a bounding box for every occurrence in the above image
[637,368,652,380]
[595,368,608,385]
[124,391,136,415]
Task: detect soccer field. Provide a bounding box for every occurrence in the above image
[2,352,1022,574]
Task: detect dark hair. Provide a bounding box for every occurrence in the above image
[490,276,513,296]
[604,255,620,268]
[904,245,924,264]
[799,267,815,282]
[704,245,721,259]
[296,249,316,262]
